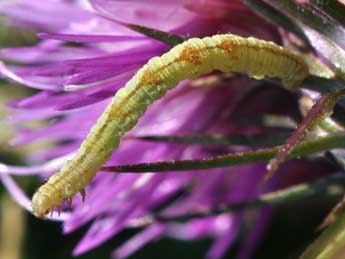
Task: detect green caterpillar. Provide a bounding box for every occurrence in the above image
[31,33,309,218]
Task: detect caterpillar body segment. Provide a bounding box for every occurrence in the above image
[31,34,309,218]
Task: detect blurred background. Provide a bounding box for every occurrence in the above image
[0,14,343,259]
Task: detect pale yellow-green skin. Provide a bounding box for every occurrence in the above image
[31,34,309,218]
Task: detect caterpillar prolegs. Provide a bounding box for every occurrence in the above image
[31,33,309,218]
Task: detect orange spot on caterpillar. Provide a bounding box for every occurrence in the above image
[217,38,239,61]
[140,68,163,86]
[217,38,235,53]
[179,45,202,65]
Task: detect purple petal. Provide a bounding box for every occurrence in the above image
[112,224,166,259]
[206,216,239,259]
[0,0,93,31]
[73,174,166,255]
[236,209,272,259]
[6,108,68,124]
[0,153,71,175]
[0,43,105,64]
[0,174,69,221]
[63,173,141,233]
[38,32,146,43]
[90,0,196,31]
[0,62,63,90]
[63,67,135,88]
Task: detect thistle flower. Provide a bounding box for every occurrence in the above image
[0,1,339,259]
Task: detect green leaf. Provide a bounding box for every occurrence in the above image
[122,23,185,46]
[301,205,345,259]
[309,0,345,26]
[303,76,345,94]
[242,0,309,44]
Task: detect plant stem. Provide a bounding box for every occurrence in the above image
[300,206,345,259]
[103,133,345,173]
[129,173,345,226]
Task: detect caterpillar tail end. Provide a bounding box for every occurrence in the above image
[31,191,53,219]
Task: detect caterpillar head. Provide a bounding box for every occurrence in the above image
[32,191,53,218]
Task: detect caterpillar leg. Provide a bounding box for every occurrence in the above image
[57,206,61,216]
[66,197,72,208]
[80,189,86,202]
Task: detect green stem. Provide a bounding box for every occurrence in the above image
[134,173,345,225]
[103,133,345,173]
[135,132,289,147]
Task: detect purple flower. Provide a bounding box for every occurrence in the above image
[0,1,335,258]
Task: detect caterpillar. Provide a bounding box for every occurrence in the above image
[31,33,309,218]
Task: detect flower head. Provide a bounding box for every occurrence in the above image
[0,1,337,258]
